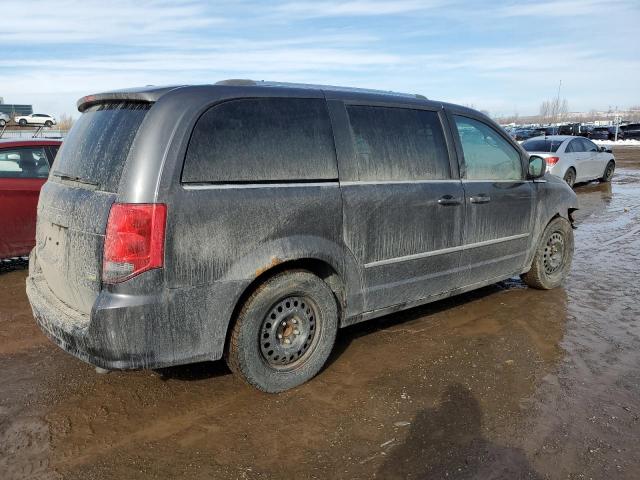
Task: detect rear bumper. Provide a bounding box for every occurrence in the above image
[26,269,238,370]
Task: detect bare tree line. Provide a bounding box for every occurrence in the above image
[496,100,640,125]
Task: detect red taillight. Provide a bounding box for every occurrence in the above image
[546,156,560,166]
[103,203,167,283]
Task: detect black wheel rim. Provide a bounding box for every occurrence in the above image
[259,296,318,370]
[543,231,565,275]
[565,171,574,186]
[605,164,614,179]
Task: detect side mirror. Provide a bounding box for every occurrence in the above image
[528,155,546,178]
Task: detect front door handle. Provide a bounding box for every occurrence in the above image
[438,195,462,206]
[469,194,491,204]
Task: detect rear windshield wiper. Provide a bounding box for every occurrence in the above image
[52,170,98,187]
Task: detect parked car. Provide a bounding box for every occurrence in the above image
[590,126,624,141]
[14,113,57,127]
[0,112,10,127]
[588,126,610,140]
[623,123,640,139]
[514,128,538,141]
[578,125,594,137]
[521,135,615,187]
[0,139,61,259]
[27,81,577,392]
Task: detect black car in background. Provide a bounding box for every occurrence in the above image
[578,125,594,137]
[623,123,640,139]
[589,126,610,140]
[515,128,538,141]
[590,126,624,141]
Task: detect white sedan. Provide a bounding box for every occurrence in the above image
[14,113,57,127]
[522,135,615,187]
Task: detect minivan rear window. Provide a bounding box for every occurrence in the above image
[182,98,337,183]
[52,102,150,192]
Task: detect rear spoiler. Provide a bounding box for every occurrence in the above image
[77,85,186,112]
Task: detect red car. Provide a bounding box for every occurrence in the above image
[0,139,61,259]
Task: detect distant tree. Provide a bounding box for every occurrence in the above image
[57,114,74,131]
[539,97,568,123]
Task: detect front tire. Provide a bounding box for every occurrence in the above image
[600,160,615,182]
[225,270,338,392]
[521,217,574,290]
[44,120,53,127]
[563,168,576,188]
[0,119,5,127]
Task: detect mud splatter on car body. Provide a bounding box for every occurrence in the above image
[25,81,576,377]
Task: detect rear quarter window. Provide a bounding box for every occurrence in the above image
[182,98,337,183]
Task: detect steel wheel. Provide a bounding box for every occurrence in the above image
[260,295,319,370]
[542,231,566,275]
[225,270,338,392]
[522,217,574,290]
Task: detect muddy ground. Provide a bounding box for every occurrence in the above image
[1,148,639,480]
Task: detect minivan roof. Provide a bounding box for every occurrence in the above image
[77,80,431,112]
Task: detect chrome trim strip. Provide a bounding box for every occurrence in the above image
[461,179,525,183]
[367,251,525,293]
[182,182,339,190]
[341,179,460,186]
[364,233,530,268]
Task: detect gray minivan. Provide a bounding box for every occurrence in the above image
[26,80,577,392]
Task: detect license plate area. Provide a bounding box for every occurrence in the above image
[39,222,67,267]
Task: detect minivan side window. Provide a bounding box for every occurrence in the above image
[453,116,522,180]
[345,106,450,181]
[183,98,337,183]
[0,147,50,178]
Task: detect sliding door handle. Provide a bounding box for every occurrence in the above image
[438,195,462,206]
[470,194,491,204]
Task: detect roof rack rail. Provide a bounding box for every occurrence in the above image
[213,79,428,100]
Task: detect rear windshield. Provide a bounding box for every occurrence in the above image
[52,102,150,191]
[521,139,563,153]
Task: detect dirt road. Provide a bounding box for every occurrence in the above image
[1,148,639,479]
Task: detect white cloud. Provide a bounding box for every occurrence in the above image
[1,0,638,118]
[1,0,224,45]
[273,0,446,18]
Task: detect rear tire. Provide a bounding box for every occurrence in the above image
[225,270,338,393]
[600,160,615,182]
[0,119,5,127]
[521,217,573,290]
[18,119,26,126]
[563,168,576,188]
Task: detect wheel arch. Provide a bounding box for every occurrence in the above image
[222,257,349,357]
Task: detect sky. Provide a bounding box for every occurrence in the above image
[1,0,639,119]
